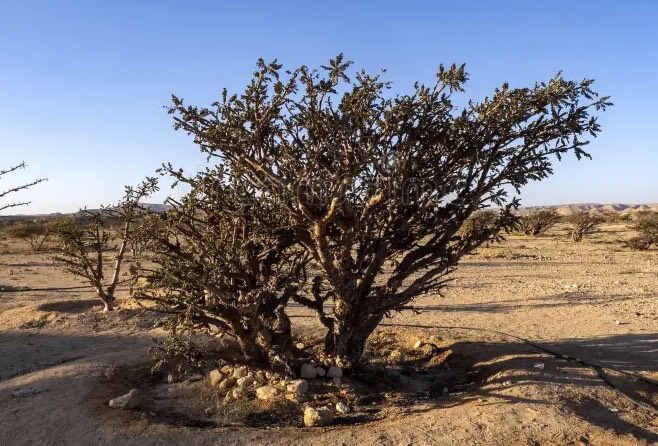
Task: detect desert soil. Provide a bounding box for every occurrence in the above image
[1,222,657,445]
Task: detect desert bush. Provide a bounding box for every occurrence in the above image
[518,209,561,236]
[53,179,157,311]
[3,220,51,251]
[457,210,508,243]
[625,212,658,250]
[160,55,609,368]
[565,211,603,242]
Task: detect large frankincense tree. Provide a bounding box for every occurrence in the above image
[167,55,610,368]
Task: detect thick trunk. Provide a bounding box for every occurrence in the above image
[326,297,383,369]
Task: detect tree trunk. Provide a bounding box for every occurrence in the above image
[326,297,383,369]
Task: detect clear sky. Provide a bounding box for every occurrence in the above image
[1,0,657,214]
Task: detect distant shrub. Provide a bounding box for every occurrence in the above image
[3,220,51,251]
[519,209,561,236]
[625,212,658,250]
[565,212,602,242]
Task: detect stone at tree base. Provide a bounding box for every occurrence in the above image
[326,366,343,378]
[236,375,255,388]
[108,389,140,409]
[413,340,425,349]
[186,373,203,382]
[300,363,317,379]
[232,366,249,379]
[286,392,307,403]
[315,367,326,377]
[335,401,350,414]
[12,388,43,398]
[231,387,249,399]
[167,373,179,384]
[256,385,281,400]
[331,377,341,385]
[208,369,225,386]
[303,406,334,427]
[286,379,309,395]
[220,365,233,374]
[218,377,236,391]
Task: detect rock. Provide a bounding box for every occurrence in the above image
[209,369,226,386]
[303,406,334,427]
[300,363,317,379]
[218,377,236,391]
[326,366,343,378]
[236,375,255,388]
[331,377,341,385]
[442,387,449,396]
[255,385,281,400]
[255,371,267,382]
[389,349,406,363]
[286,379,309,395]
[167,373,179,384]
[232,366,249,379]
[413,340,425,349]
[315,367,326,377]
[533,362,545,370]
[186,373,203,382]
[615,320,622,325]
[286,392,307,403]
[220,365,233,374]
[335,401,350,414]
[231,387,249,399]
[12,387,43,398]
[108,389,140,409]
[296,342,306,349]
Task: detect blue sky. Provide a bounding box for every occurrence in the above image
[1,0,657,214]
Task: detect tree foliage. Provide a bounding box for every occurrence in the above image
[148,55,609,368]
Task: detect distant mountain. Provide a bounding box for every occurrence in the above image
[518,203,658,215]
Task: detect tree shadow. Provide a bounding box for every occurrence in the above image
[413,292,648,314]
[378,327,658,443]
[37,299,100,313]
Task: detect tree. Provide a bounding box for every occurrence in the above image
[132,168,307,373]
[54,179,157,311]
[167,55,610,368]
[519,209,561,236]
[565,211,602,242]
[0,162,47,212]
[457,209,508,243]
[625,212,658,250]
[3,220,51,252]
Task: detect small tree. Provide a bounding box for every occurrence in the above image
[625,212,658,250]
[168,56,610,368]
[457,209,510,243]
[3,220,51,252]
[54,179,157,311]
[0,162,46,212]
[565,211,602,242]
[519,209,561,236]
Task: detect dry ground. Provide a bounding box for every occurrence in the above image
[1,223,657,445]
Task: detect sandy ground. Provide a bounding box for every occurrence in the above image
[1,223,657,445]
